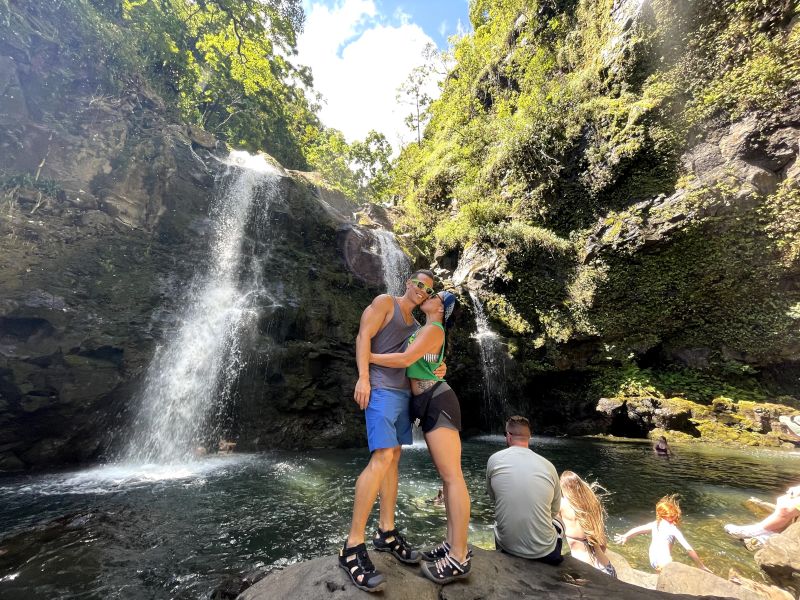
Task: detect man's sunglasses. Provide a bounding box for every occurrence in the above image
[409,278,435,296]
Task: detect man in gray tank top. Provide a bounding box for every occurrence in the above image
[339,269,441,592]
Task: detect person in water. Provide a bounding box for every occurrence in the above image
[369,290,472,585]
[724,484,800,542]
[615,495,711,573]
[653,436,671,457]
[486,416,565,566]
[339,270,443,593]
[559,470,616,577]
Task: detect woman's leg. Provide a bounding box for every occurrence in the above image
[425,427,470,562]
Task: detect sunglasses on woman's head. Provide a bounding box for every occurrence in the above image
[409,278,435,296]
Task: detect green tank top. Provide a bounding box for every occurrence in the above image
[405,322,445,381]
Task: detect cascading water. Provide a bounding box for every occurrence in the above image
[469,290,509,428]
[373,229,410,295]
[123,151,282,464]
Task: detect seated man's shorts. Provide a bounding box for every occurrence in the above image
[365,388,413,451]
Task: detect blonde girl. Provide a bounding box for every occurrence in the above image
[615,495,711,573]
[559,471,616,577]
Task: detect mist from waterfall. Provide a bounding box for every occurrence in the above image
[374,229,410,295]
[123,151,281,464]
[469,291,509,428]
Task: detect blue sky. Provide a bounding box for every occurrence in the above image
[372,0,471,48]
[297,0,471,149]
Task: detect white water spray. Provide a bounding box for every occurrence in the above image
[469,291,509,427]
[374,229,410,296]
[124,151,282,464]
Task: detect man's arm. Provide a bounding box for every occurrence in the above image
[354,295,392,410]
[486,455,496,503]
[550,469,562,519]
[369,326,444,368]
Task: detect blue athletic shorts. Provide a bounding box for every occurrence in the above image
[365,388,413,451]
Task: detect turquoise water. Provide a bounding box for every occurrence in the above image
[0,437,797,599]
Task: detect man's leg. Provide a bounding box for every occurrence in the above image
[347,447,396,546]
[378,446,402,532]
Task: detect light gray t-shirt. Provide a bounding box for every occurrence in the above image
[486,445,561,559]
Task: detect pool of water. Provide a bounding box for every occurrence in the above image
[1,437,798,599]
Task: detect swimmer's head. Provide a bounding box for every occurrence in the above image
[655,494,682,524]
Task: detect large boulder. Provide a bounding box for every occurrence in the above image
[656,562,763,600]
[755,521,800,596]
[239,548,724,600]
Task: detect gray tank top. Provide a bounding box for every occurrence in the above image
[369,299,418,390]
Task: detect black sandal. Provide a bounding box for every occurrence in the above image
[422,541,474,562]
[420,551,472,584]
[372,528,421,564]
[338,541,386,593]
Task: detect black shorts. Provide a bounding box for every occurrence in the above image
[410,382,462,433]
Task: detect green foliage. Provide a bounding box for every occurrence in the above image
[113,0,316,167]
[592,363,770,405]
[305,129,394,202]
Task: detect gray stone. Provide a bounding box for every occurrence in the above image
[657,561,763,600]
[239,548,720,600]
[607,549,658,589]
[755,522,800,596]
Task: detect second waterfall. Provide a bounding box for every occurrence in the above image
[124,152,282,464]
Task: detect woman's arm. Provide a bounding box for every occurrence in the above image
[370,325,444,368]
[614,522,653,544]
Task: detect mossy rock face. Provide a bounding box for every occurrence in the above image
[388,0,800,435]
[596,394,799,447]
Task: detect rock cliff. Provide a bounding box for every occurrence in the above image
[0,3,397,469]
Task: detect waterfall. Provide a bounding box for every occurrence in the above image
[123,151,281,464]
[469,291,509,429]
[374,229,410,295]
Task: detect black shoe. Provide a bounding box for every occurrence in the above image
[372,527,421,564]
[339,541,386,593]
[420,551,472,584]
[421,541,474,562]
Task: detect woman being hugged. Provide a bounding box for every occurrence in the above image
[559,471,616,577]
[370,290,471,584]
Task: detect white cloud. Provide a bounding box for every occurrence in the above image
[438,20,448,38]
[297,0,442,151]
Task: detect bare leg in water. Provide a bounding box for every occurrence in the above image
[425,427,470,562]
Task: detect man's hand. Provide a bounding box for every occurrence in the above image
[433,361,447,379]
[354,377,371,410]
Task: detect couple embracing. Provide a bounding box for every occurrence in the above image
[339,269,471,592]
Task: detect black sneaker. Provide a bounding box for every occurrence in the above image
[420,551,471,584]
[372,527,421,564]
[421,541,474,562]
[338,541,386,593]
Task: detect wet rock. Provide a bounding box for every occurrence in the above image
[187,124,218,150]
[656,562,764,600]
[755,522,800,596]
[728,567,794,600]
[239,548,713,600]
[607,549,658,589]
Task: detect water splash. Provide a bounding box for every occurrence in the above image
[469,291,509,429]
[373,229,410,296]
[123,152,282,464]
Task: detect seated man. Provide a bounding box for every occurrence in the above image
[725,485,800,542]
[486,415,563,565]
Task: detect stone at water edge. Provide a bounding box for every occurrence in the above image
[656,562,764,600]
[755,522,800,597]
[728,567,794,600]
[238,547,725,600]
[606,549,658,590]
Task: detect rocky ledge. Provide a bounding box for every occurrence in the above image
[237,548,723,600]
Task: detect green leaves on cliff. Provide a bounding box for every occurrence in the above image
[114,0,317,168]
